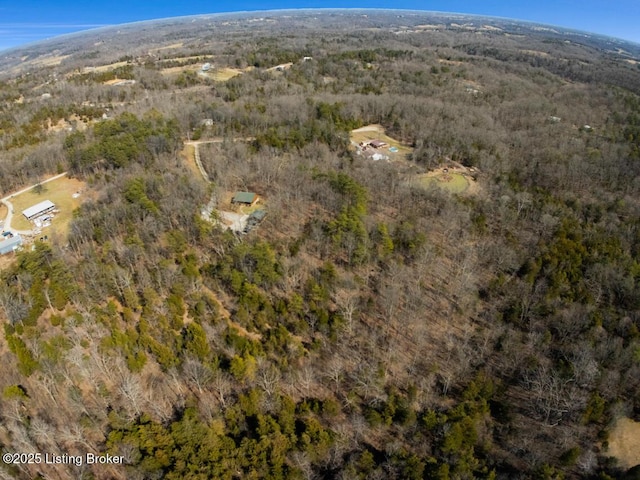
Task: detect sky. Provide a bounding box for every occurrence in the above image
[0,0,639,52]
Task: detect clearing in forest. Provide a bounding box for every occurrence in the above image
[149,42,185,53]
[412,163,481,195]
[81,61,129,74]
[160,64,250,81]
[6,176,87,237]
[350,124,413,159]
[607,417,640,469]
[415,172,470,194]
[208,67,251,81]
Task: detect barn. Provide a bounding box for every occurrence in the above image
[22,200,56,221]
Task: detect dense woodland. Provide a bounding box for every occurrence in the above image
[0,11,639,479]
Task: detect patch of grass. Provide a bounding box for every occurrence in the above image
[416,173,469,194]
[607,417,640,470]
[8,176,87,238]
[210,67,247,81]
[181,144,201,178]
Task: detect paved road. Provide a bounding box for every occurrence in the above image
[0,172,68,236]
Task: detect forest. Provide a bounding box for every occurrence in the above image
[0,10,639,480]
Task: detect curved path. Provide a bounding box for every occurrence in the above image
[185,137,255,184]
[0,172,68,236]
[184,140,212,183]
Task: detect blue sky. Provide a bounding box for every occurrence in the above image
[0,1,639,51]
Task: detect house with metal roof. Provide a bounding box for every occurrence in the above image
[232,192,259,206]
[368,140,388,149]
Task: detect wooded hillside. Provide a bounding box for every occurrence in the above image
[0,11,639,480]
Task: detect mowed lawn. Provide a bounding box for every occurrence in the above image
[160,65,251,81]
[210,67,248,81]
[416,173,469,194]
[8,176,87,237]
[350,124,414,157]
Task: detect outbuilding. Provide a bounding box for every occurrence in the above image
[22,200,56,221]
[0,234,22,255]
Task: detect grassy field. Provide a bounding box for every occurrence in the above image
[159,65,249,81]
[416,173,470,194]
[607,417,640,469]
[209,67,251,81]
[81,61,129,74]
[350,124,413,158]
[8,176,87,237]
[181,144,202,178]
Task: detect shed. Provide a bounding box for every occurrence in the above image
[248,210,267,222]
[0,235,23,255]
[244,210,268,233]
[232,192,259,206]
[23,200,56,221]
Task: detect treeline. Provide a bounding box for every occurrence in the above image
[64,111,182,174]
[69,65,135,85]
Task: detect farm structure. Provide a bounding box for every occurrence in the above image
[0,234,22,255]
[22,200,56,221]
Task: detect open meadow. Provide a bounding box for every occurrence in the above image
[8,176,87,237]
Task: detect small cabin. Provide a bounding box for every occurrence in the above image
[232,192,259,206]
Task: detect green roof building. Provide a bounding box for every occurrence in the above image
[232,192,259,205]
